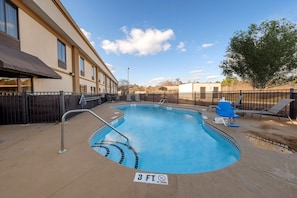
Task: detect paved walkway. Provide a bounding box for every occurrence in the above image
[0,102,297,198]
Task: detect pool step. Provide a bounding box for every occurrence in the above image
[92,141,139,169]
[91,145,110,157]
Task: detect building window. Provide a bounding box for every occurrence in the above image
[57,39,66,69]
[79,84,87,93]
[90,86,96,93]
[0,0,18,39]
[200,87,206,99]
[0,77,32,92]
[91,66,95,80]
[80,57,85,76]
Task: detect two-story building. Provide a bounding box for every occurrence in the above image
[0,0,117,94]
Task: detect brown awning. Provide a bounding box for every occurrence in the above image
[0,44,61,79]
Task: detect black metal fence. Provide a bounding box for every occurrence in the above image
[0,91,106,125]
[127,88,297,120]
[0,89,296,125]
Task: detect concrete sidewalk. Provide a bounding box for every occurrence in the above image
[1,102,297,198]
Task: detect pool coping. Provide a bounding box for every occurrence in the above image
[1,102,297,197]
[90,104,240,174]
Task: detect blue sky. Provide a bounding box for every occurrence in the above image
[60,0,297,86]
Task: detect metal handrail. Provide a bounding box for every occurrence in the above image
[58,109,129,154]
[158,98,166,104]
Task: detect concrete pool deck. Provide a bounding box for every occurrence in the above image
[1,102,297,197]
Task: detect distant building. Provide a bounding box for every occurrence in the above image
[179,82,221,100]
[0,0,117,93]
[159,86,178,93]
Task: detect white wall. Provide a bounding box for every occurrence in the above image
[193,83,221,92]
[33,73,72,92]
[179,83,193,93]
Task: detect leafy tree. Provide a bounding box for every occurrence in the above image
[220,18,297,88]
[221,77,239,87]
[158,79,183,87]
[158,80,174,86]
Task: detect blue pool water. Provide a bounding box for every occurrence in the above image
[90,104,240,174]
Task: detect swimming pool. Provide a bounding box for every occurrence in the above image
[90,104,240,174]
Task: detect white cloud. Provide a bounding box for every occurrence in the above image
[101,27,175,56]
[105,63,116,73]
[206,75,219,80]
[146,77,166,86]
[207,60,213,64]
[100,40,118,53]
[81,28,91,39]
[201,43,214,48]
[202,54,209,59]
[176,42,186,52]
[190,70,205,76]
[81,28,95,47]
[182,76,201,82]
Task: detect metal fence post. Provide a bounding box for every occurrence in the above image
[211,91,214,105]
[194,91,197,105]
[59,91,65,121]
[239,90,243,107]
[22,89,29,124]
[289,88,295,119]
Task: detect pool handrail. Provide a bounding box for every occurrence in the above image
[58,109,129,154]
[158,98,166,104]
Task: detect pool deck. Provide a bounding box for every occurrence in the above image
[1,102,297,198]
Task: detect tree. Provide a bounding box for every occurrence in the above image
[174,78,182,85]
[221,77,239,87]
[220,18,297,88]
[158,80,174,86]
[118,79,129,94]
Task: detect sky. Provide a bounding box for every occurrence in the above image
[60,0,297,86]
